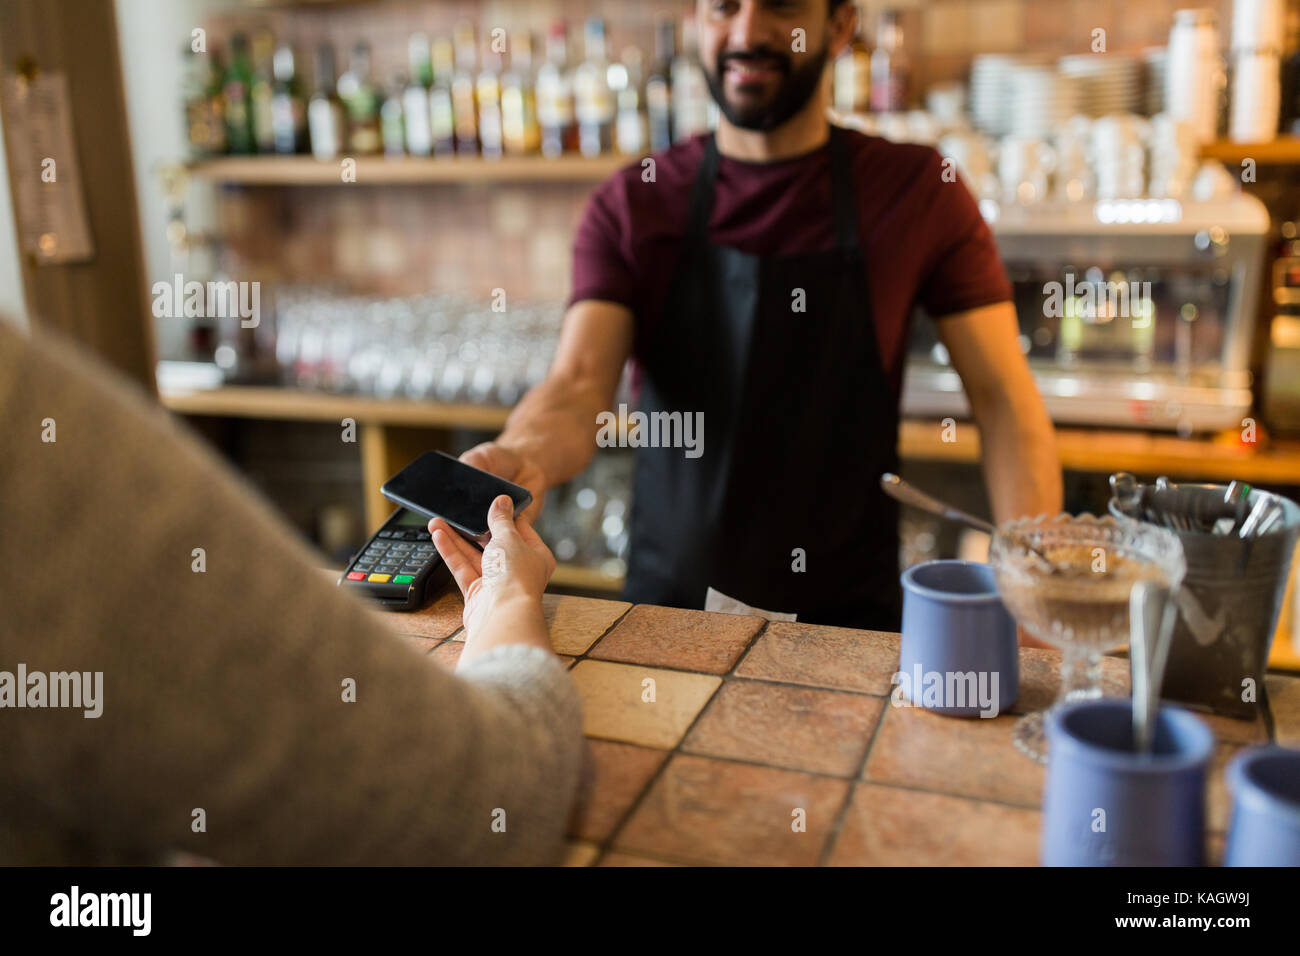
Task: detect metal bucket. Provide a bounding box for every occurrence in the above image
[1108,475,1300,718]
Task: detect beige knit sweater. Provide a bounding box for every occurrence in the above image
[0,318,583,865]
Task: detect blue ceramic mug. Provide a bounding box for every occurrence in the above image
[898,560,1018,718]
[1224,745,1300,866]
[1042,699,1214,866]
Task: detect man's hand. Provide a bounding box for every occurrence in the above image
[429,496,556,664]
[460,442,548,525]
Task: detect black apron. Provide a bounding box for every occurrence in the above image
[623,125,903,631]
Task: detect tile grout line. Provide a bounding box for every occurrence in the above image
[590,676,728,864]
[816,696,890,866]
[588,616,771,865]
[563,600,636,666]
[852,778,1045,816]
[558,600,648,864]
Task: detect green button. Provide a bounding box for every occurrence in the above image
[393,574,414,584]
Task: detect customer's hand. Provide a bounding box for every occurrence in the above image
[429,495,556,662]
[460,442,547,524]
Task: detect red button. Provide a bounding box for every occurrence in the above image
[347,571,366,580]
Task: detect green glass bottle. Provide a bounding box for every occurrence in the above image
[337,41,381,154]
[223,32,256,154]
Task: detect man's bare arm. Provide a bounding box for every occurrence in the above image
[936,301,1062,649]
[460,300,634,518]
[935,301,1063,524]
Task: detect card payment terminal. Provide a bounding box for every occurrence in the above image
[337,508,452,611]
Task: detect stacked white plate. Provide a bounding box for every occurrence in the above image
[970,54,1025,136]
[1007,65,1081,138]
[1058,54,1142,116]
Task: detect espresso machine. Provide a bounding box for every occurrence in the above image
[903,195,1271,433]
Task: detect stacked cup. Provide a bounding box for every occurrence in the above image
[1166,8,1223,144]
[1091,114,1149,199]
[1149,112,1202,198]
[1054,115,1094,202]
[1228,0,1286,142]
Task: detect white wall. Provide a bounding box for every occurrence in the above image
[114,0,241,356]
[0,97,28,329]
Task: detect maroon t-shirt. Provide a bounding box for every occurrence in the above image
[570,128,1012,394]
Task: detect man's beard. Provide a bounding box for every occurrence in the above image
[703,44,830,132]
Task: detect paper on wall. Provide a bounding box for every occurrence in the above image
[2,72,94,265]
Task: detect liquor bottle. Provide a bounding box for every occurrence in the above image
[402,33,434,157]
[574,17,615,157]
[645,17,675,152]
[501,32,541,156]
[205,47,229,154]
[537,21,577,157]
[249,30,276,153]
[612,47,648,156]
[833,5,872,114]
[380,74,407,155]
[224,32,256,154]
[337,41,382,154]
[182,44,225,156]
[477,43,505,159]
[672,11,713,142]
[429,36,457,156]
[451,21,480,155]
[270,43,307,155]
[307,44,346,161]
[869,9,910,112]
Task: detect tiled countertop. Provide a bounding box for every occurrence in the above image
[388,590,1300,867]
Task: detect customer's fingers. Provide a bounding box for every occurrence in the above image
[429,517,481,566]
[485,495,521,545]
[431,527,480,596]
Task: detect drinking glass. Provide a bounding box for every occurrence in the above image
[989,513,1185,762]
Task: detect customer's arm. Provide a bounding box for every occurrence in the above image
[0,320,583,865]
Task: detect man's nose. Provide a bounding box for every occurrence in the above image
[727,1,780,52]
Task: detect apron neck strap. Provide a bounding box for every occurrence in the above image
[685,125,861,253]
[684,135,722,244]
[826,125,860,253]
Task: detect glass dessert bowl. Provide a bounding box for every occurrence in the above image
[990,513,1185,763]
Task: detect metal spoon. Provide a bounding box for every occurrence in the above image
[1130,579,1176,754]
[1224,481,1251,535]
[880,473,1058,572]
[1238,496,1280,539]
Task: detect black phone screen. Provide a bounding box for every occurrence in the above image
[381,451,532,538]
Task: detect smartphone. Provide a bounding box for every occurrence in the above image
[380,450,532,544]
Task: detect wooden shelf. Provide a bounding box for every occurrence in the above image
[550,564,624,592]
[1201,136,1300,165]
[161,384,511,430]
[185,154,627,185]
[898,419,1300,485]
[163,388,1300,483]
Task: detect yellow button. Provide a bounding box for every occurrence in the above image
[367,573,392,583]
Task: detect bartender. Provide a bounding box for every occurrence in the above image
[463,0,1062,630]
